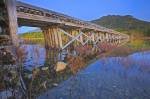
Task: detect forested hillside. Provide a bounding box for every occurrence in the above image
[92,15,150,37]
[19,32,43,38]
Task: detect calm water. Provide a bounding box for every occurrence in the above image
[23,44,46,70]
[37,51,150,99]
[21,40,150,99]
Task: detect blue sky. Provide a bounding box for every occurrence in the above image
[18,0,150,33]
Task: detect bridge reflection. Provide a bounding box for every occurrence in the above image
[20,40,127,98]
[27,48,73,98]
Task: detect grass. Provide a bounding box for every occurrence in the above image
[107,39,150,57]
[19,32,44,38]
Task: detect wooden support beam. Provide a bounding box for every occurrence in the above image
[42,26,63,49]
[105,33,109,42]
[79,35,83,43]
[99,32,104,42]
[5,0,19,46]
[42,29,48,48]
[82,32,94,45]
[91,33,95,42]
[57,29,63,48]
[66,29,81,46]
[53,28,59,48]
[61,31,83,50]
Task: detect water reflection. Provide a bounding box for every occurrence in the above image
[23,45,46,70]
[22,44,85,98]
[38,51,150,99]
[128,39,150,50]
[4,39,149,98]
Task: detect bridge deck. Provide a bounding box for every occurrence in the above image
[16,1,126,36]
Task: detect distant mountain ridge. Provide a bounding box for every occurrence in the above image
[92,15,150,37]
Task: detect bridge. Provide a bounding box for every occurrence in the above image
[0,0,129,50]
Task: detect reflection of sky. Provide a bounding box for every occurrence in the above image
[23,45,68,70]
[24,44,150,74]
[38,50,150,99]
[23,45,46,70]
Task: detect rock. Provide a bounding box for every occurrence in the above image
[28,74,32,79]
[52,83,58,87]
[41,67,49,71]
[55,61,67,72]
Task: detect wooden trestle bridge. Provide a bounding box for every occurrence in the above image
[0,0,129,50]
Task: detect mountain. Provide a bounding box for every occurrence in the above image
[92,15,150,37]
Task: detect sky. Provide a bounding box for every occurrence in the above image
[18,0,150,33]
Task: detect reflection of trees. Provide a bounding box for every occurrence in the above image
[129,39,150,50]
[22,40,126,98]
[130,39,144,49]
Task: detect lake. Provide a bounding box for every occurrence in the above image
[20,39,150,99]
[38,51,150,99]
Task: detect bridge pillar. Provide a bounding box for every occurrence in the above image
[114,35,117,43]
[91,33,95,42]
[112,34,115,43]
[118,35,121,44]
[110,34,112,43]
[5,0,19,46]
[97,32,100,42]
[94,32,98,43]
[114,36,117,44]
[108,34,111,43]
[112,35,115,43]
[100,32,105,42]
[86,31,94,44]
[110,34,113,43]
[42,26,63,49]
[99,32,104,42]
[95,32,101,44]
[105,33,109,42]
